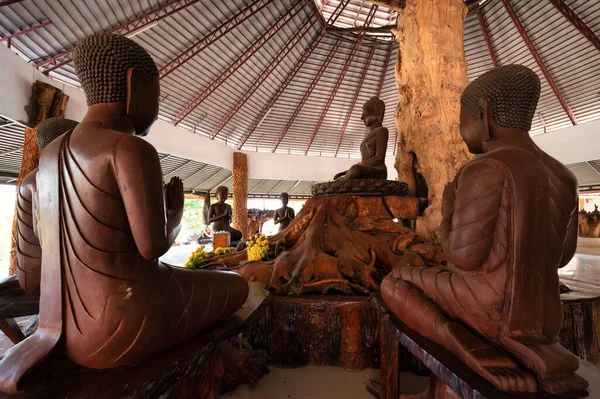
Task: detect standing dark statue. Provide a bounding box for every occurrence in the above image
[0,34,248,394]
[381,65,586,394]
[207,186,243,242]
[16,118,79,295]
[273,192,295,232]
[334,96,388,180]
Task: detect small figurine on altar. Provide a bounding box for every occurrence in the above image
[273,192,295,232]
[334,96,388,180]
[207,186,243,241]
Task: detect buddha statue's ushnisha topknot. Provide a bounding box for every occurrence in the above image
[460,64,540,131]
[36,117,78,152]
[363,96,386,121]
[73,33,159,106]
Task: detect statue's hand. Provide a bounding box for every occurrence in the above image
[165,176,184,214]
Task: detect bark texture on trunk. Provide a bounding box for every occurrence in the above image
[232,152,248,240]
[391,0,472,239]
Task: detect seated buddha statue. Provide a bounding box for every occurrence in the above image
[273,192,295,232]
[16,117,79,295]
[334,96,388,180]
[207,185,243,241]
[0,33,248,393]
[381,65,586,394]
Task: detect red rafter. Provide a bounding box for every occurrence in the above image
[334,45,377,157]
[376,44,393,98]
[547,0,600,54]
[159,0,276,80]
[0,0,23,6]
[209,17,316,140]
[172,0,309,127]
[35,0,203,74]
[0,20,51,43]
[271,37,343,153]
[236,0,347,150]
[476,8,498,68]
[236,31,326,150]
[501,0,577,126]
[305,5,378,155]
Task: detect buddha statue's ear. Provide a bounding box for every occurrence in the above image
[126,67,141,117]
[478,97,491,143]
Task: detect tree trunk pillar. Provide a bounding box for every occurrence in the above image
[232,152,248,240]
[391,0,472,239]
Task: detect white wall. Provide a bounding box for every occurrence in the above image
[2,43,600,183]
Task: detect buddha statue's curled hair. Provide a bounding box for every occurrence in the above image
[364,96,385,121]
[36,117,79,152]
[460,64,540,131]
[73,33,159,106]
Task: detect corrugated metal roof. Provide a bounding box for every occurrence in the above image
[1,0,599,160]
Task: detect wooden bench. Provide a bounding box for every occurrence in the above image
[368,295,594,399]
[0,283,268,399]
[0,276,38,346]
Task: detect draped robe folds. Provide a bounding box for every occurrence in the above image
[386,146,578,345]
[16,170,42,295]
[0,130,248,393]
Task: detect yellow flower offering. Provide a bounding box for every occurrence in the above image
[246,234,269,261]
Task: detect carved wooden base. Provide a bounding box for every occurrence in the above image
[311,179,408,197]
[560,292,600,364]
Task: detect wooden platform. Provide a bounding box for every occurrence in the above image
[369,295,593,399]
[0,284,268,399]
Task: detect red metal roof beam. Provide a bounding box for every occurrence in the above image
[334,45,377,157]
[476,8,498,68]
[0,20,51,43]
[209,16,317,140]
[547,0,600,54]
[305,5,378,155]
[159,0,277,80]
[236,29,328,150]
[376,44,393,98]
[35,0,204,74]
[501,0,577,126]
[271,37,343,153]
[0,0,23,6]
[171,0,310,127]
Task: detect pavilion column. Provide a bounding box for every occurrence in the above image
[388,0,472,239]
[232,152,248,240]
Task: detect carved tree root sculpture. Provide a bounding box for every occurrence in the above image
[201,196,444,295]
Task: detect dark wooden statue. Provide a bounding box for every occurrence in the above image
[273,193,295,232]
[381,65,586,394]
[334,96,388,180]
[0,33,248,394]
[207,186,243,241]
[16,118,79,295]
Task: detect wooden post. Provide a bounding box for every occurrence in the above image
[232,152,248,239]
[390,0,472,239]
[8,127,39,276]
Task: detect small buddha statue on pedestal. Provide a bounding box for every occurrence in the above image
[207,186,243,241]
[334,96,388,180]
[0,33,248,394]
[16,117,79,295]
[381,65,586,394]
[273,192,295,232]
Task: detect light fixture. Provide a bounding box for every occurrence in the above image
[125,21,159,38]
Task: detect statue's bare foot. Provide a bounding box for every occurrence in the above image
[443,322,537,392]
[499,337,589,394]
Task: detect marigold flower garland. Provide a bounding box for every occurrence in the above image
[185,245,236,269]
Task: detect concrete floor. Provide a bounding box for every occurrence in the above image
[222,367,429,399]
[577,237,600,256]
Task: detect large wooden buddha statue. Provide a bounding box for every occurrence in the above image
[0,34,248,393]
[381,65,586,394]
[16,117,79,295]
[334,96,388,180]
